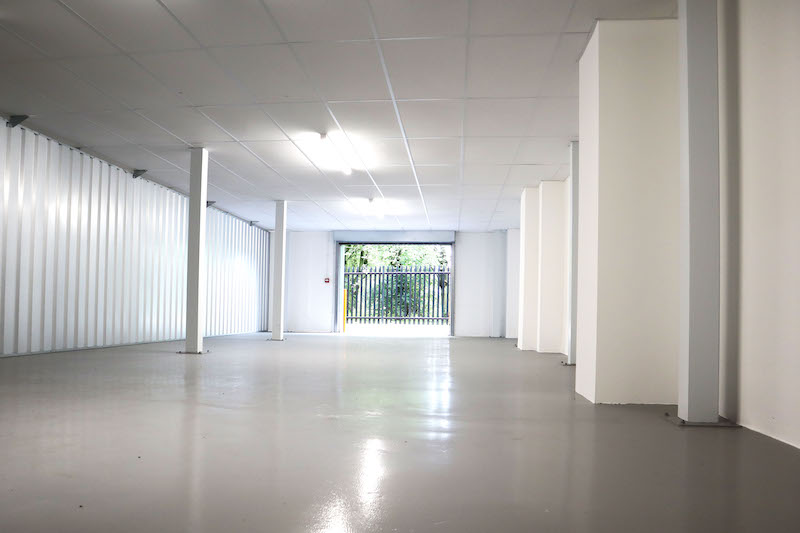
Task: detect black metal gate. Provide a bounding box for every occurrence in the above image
[343,266,450,325]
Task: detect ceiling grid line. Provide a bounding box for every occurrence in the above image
[363,0,431,229]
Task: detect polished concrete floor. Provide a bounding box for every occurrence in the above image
[1,334,799,533]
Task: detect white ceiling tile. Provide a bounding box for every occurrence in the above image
[208,44,316,101]
[464,137,521,164]
[84,110,180,145]
[271,165,323,181]
[329,101,402,138]
[0,27,44,63]
[160,0,283,46]
[367,138,411,166]
[515,138,570,165]
[464,98,536,137]
[204,141,280,182]
[538,33,588,98]
[566,0,677,33]
[292,42,389,100]
[369,0,469,38]
[133,50,250,106]
[398,100,463,138]
[462,185,500,200]
[288,175,346,202]
[0,0,118,58]
[144,145,191,171]
[415,165,459,185]
[528,98,578,137]
[324,168,375,188]
[467,35,558,97]
[86,144,185,171]
[553,164,570,179]
[144,169,190,194]
[408,138,461,165]
[62,0,197,52]
[505,164,559,186]
[380,185,425,201]
[200,106,286,141]
[382,38,466,99]
[138,107,232,144]
[501,185,524,199]
[265,0,373,41]
[369,166,416,186]
[208,161,260,198]
[26,114,127,147]
[60,55,188,109]
[2,62,122,112]
[245,140,315,168]
[0,78,66,115]
[462,164,510,185]
[263,102,338,139]
[424,186,459,203]
[470,0,572,35]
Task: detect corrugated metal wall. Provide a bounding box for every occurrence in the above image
[205,208,269,336]
[0,124,268,356]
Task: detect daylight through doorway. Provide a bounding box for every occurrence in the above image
[341,244,452,337]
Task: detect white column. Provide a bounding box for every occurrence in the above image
[271,200,287,341]
[185,148,208,354]
[678,0,721,423]
[567,142,579,365]
[536,181,568,354]
[517,187,539,350]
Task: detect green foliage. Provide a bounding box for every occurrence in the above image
[344,244,450,271]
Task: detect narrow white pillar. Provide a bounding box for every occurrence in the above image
[185,148,208,354]
[536,181,568,354]
[517,187,539,350]
[678,0,721,422]
[567,141,579,365]
[271,200,287,341]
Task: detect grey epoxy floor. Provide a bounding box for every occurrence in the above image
[1,335,799,533]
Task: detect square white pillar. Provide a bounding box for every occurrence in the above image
[185,148,208,354]
[271,200,287,341]
[517,187,539,350]
[536,180,569,354]
[576,20,680,404]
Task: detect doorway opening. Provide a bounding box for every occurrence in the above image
[340,243,452,337]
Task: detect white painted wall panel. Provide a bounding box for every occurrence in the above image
[285,231,336,333]
[454,232,506,337]
[724,0,800,448]
[0,125,268,356]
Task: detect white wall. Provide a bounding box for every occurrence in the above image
[517,188,539,349]
[454,232,506,337]
[0,125,269,356]
[720,0,800,448]
[576,20,680,404]
[536,181,569,353]
[505,228,520,339]
[285,231,336,333]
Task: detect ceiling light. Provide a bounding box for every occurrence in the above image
[296,130,377,175]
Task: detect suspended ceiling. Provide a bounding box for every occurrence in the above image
[0,0,676,230]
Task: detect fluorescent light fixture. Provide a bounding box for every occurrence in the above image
[296,131,377,175]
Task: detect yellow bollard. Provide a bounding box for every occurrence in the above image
[342,289,347,333]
